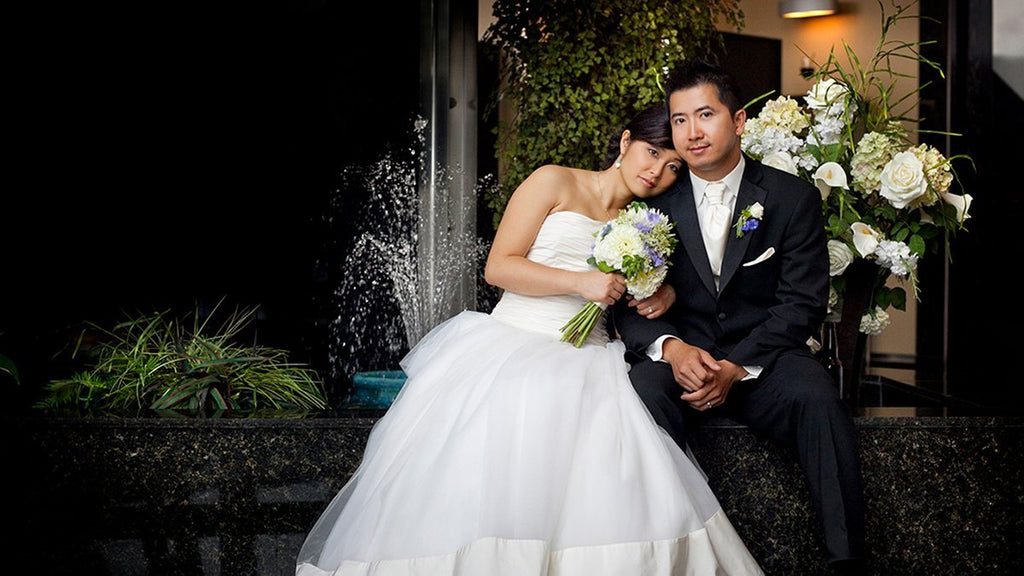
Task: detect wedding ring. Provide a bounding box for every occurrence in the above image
[647,306,653,313]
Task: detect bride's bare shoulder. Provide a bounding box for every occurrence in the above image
[525,164,581,186]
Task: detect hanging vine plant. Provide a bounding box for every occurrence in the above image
[480,0,745,229]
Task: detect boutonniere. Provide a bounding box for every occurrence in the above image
[733,202,764,238]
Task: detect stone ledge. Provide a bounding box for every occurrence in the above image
[690,416,1023,575]
[5,413,1022,575]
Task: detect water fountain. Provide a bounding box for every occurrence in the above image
[325,118,497,408]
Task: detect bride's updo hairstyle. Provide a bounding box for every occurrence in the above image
[603,105,673,168]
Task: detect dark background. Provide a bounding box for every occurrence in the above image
[4,1,423,402]
[4,1,1022,414]
[919,0,1024,411]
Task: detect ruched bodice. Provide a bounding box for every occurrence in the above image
[489,211,609,346]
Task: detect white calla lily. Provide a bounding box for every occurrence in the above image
[940,192,973,223]
[850,222,881,257]
[812,162,849,200]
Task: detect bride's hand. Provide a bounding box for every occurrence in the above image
[578,271,627,305]
[628,284,675,319]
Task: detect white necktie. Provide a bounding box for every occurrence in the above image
[703,181,731,279]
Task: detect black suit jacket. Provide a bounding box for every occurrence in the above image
[615,156,829,373]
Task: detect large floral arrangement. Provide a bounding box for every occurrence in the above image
[741,2,973,336]
[560,201,678,347]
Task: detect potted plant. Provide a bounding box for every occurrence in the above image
[34,300,328,415]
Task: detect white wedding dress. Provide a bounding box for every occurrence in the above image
[296,211,764,576]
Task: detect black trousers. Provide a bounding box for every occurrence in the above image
[628,351,866,565]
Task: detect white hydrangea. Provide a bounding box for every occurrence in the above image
[803,79,857,152]
[874,239,918,277]
[859,306,891,336]
[761,96,810,131]
[910,143,953,199]
[741,96,814,168]
[743,124,807,158]
[850,131,902,195]
[807,114,847,147]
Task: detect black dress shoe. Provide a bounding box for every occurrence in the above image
[829,558,868,576]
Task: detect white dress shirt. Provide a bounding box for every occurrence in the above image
[647,157,762,380]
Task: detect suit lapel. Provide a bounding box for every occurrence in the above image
[719,159,768,292]
[667,179,718,296]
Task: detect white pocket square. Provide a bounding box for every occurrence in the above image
[742,247,775,267]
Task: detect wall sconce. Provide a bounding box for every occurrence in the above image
[780,0,839,19]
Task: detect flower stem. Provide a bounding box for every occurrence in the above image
[559,302,604,348]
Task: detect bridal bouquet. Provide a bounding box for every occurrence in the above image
[740,2,973,336]
[560,201,678,347]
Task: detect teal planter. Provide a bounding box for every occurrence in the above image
[349,370,407,408]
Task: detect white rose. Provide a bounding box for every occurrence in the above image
[879,151,928,209]
[940,192,973,223]
[827,239,854,277]
[805,78,850,110]
[813,161,850,200]
[762,151,799,175]
[748,202,764,220]
[849,222,881,257]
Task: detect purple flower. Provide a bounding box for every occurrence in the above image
[643,245,665,267]
[733,203,764,238]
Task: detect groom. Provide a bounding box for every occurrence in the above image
[614,59,867,576]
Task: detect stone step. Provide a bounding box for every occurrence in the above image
[5,413,1022,575]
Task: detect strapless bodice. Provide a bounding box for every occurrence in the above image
[489,211,609,346]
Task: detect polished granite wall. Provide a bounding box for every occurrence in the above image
[5,412,1022,576]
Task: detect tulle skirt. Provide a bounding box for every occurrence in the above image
[296,311,763,576]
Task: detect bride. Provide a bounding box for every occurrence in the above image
[296,105,764,576]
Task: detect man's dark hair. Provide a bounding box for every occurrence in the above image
[665,58,743,115]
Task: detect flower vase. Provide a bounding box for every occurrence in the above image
[834,259,877,407]
[349,370,407,408]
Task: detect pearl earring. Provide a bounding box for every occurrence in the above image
[614,157,622,169]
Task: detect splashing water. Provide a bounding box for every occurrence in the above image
[326,119,497,393]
